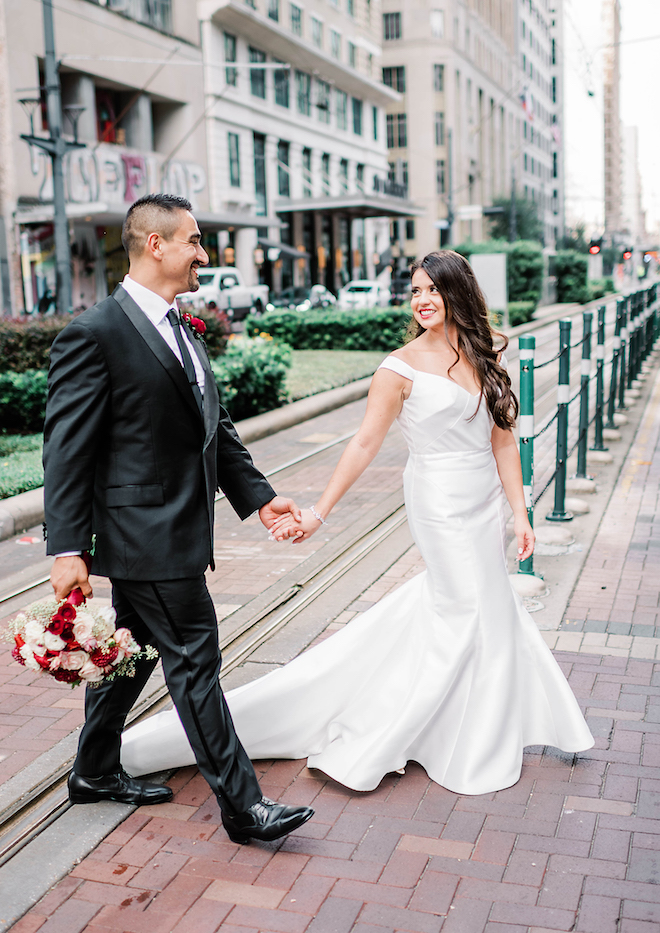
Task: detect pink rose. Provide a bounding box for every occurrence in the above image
[58,650,87,671]
[73,612,95,647]
[78,659,105,683]
[114,628,138,659]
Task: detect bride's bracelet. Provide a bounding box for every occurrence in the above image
[309,505,329,525]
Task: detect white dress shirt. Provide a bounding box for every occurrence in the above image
[54,276,206,559]
[121,275,206,395]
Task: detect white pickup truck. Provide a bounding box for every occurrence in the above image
[177,267,269,322]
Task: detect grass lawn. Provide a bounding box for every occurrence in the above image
[0,434,43,499]
[287,349,386,401]
[0,351,384,500]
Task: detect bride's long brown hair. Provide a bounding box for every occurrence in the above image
[406,250,518,430]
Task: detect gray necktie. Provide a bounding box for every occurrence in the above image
[166,309,203,414]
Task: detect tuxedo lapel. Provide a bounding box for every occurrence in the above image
[112,285,202,423]
[186,322,220,450]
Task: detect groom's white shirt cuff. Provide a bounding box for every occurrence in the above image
[54,551,82,558]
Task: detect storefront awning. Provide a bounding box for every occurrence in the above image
[15,202,287,230]
[274,192,424,219]
[257,238,310,260]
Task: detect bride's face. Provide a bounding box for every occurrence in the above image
[411,268,446,331]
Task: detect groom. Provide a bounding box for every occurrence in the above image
[43,193,312,844]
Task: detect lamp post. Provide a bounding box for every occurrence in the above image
[18,0,84,314]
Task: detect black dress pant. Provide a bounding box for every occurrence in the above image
[74,575,262,816]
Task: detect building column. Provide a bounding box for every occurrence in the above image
[123,94,153,152]
[234,227,258,286]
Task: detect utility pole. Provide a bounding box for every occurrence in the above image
[446,128,454,245]
[20,0,83,314]
[509,165,517,242]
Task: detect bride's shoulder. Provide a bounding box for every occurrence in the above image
[377,349,416,382]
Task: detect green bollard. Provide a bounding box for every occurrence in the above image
[618,297,628,410]
[576,311,592,478]
[547,319,573,522]
[605,301,622,429]
[518,335,536,576]
[591,306,607,452]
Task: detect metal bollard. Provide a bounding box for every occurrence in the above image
[605,299,622,428]
[547,319,573,522]
[518,335,536,576]
[576,311,593,478]
[618,296,628,410]
[591,306,607,451]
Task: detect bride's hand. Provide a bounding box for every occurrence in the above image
[269,508,322,543]
[514,514,535,562]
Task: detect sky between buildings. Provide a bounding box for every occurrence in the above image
[564,0,660,241]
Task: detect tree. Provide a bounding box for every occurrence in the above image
[558,223,589,253]
[486,197,543,244]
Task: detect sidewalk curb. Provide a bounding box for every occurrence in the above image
[0,296,608,544]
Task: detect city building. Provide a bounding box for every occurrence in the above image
[621,125,647,249]
[602,0,622,239]
[380,0,564,261]
[198,0,418,296]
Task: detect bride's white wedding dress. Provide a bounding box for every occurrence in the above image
[121,356,593,795]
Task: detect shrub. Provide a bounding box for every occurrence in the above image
[0,370,48,433]
[588,277,615,301]
[507,301,536,327]
[455,240,544,306]
[0,317,70,373]
[244,307,411,351]
[211,335,291,421]
[555,251,590,303]
[178,305,231,356]
[0,434,43,498]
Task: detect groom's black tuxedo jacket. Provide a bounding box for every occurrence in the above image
[43,285,276,580]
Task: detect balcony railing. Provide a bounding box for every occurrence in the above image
[91,0,172,34]
[372,175,408,199]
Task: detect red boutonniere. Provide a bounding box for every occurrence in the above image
[181,312,207,340]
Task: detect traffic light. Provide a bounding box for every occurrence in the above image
[588,239,602,255]
[622,248,633,261]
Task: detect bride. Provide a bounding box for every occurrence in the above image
[121,250,593,796]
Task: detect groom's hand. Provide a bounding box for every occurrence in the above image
[51,555,94,601]
[259,496,303,540]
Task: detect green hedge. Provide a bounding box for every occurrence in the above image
[0,370,49,433]
[508,301,536,327]
[0,317,70,373]
[244,307,410,350]
[0,434,43,498]
[555,251,590,303]
[455,240,544,306]
[589,277,615,301]
[212,335,291,421]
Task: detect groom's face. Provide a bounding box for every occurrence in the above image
[161,211,209,296]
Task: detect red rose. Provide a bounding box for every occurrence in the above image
[66,588,86,608]
[57,603,77,622]
[11,646,25,666]
[33,653,53,671]
[14,633,25,649]
[60,627,79,646]
[52,669,81,684]
[48,617,67,636]
[191,317,206,335]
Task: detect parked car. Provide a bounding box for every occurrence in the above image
[266,284,336,312]
[390,273,412,305]
[337,280,391,310]
[177,267,269,322]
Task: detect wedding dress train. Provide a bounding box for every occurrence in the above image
[121,356,593,795]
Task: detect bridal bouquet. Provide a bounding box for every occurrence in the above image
[6,589,157,688]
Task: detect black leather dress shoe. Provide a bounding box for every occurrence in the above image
[222,796,314,844]
[68,769,173,806]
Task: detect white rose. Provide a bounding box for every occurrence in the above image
[44,631,66,652]
[25,620,45,642]
[73,612,95,646]
[58,650,87,671]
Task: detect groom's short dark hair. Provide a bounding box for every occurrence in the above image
[122,193,193,258]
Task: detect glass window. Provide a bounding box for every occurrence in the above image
[348,41,356,67]
[383,12,401,40]
[372,105,378,141]
[277,140,290,197]
[274,62,289,107]
[244,0,255,7]
[386,114,395,148]
[249,47,266,99]
[434,111,445,145]
[387,112,407,147]
[228,132,240,187]
[405,219,415,239]
[253,133,267,215]
[382,66,405,92]
[317,80,331,123]
[339,158,349,191]
[430,9,444,37]
[433,63,444,91]
[268,0,279,20]
[224,33,237,87]
[436,159,445,194]
[347,0,354,16]
[321,152,331,194]
[290,3,302,36]
[312,16,323,47]
[331,29,341,59]
[356,163,365,191]
[302,147,312,197]
[296,70,311,115]
[336,89,348,130]
[352,97,363,135]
